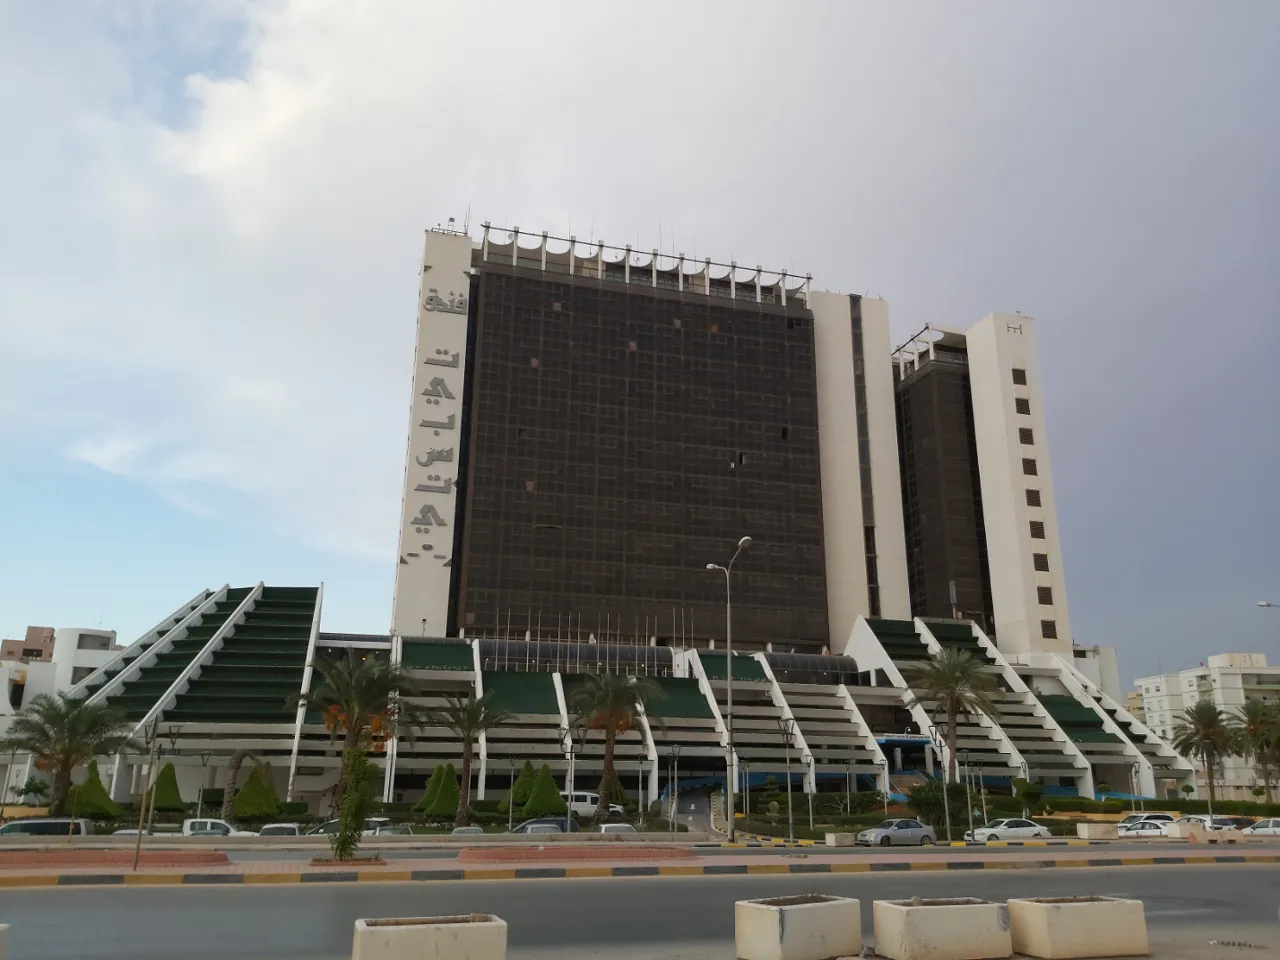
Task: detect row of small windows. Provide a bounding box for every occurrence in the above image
[1016,368,1055,624]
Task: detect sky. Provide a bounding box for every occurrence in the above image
[1,1,1277,686]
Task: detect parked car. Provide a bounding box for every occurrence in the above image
[1218,816,1256,829]
[856,819,936,846]
[257,823,303,837]
[0,818,94,836]
[1162,815,1237,836]
[181,818,256,837]
[371,823,413,836]
[1117,813,1174,827]
[510,817,579,834]
[559,791,625,819]
[1243,818,1280,836]
[450,826,485,836]
[306,817,393,837]
[964,818,1051,842]
[1117,820,1168,838]
[112,828,154,836]
[599,823,636,835]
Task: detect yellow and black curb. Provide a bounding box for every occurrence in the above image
[709,836,1101,849]
[1,854,1277,889]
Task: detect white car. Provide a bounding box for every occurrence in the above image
[257,823,303,837]
[307,817,393,837]
[1162,815,1235,836]
[1243,818,1280,837]
[560,791,626,819]
[181,818,256,837]
[1116,813,1173,828]
[964,818,1051,842]
[1117,820,1167,838]
[599,823,636,834]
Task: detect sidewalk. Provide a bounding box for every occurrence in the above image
[1,846,1277,887]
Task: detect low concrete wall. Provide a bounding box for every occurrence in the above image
[1008,896,1146,959]
[735,895,861,960]
[351,914,506,960]
[1074,823,1117,840]
[825,833,856,847]
[873,898,1011,960]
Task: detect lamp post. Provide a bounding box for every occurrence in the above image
[877,758,888,817]
[807,756,815,831]
[558,724,582,828]
[508,758,515,832]
[775,717,794,842]
[928,725,952,842]
[669,744,682,833]
[705,536,751,842]
[960,750,974,839]
[196,751,212,818]
[978,762,988,823]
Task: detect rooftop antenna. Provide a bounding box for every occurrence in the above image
[462,205,471,234]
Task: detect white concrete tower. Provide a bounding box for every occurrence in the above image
[391,228,475,637]
[965,313,1073,656]
[809,292,911,648]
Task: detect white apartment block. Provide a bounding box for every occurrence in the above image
[1136,653,1280,800]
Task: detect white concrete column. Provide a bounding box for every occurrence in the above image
[624,245,631,284]
[481,222,490,261]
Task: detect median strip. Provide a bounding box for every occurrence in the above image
[0,853,1275,888]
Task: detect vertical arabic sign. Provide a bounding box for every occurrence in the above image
[391,231,473,637]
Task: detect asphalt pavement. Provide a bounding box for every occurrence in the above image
[1,865,1276,960]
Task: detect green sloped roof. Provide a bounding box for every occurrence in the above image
[402,641,474,671]
[482,671,558,714]
[699,653,767,681]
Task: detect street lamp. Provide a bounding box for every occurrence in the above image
[1257,601,1278,608]
[774,717,795,842]
[196,751,212,818]
[668,744,682,833]
[558,722,586,828]
[927,725,952,843]
[959,750,974,839]
[876,758,889,817]
[706,535,751,842]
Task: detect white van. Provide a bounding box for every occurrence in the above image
[559,791,625,819]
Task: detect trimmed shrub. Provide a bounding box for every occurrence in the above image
[470,798,501,813]
[70,760,121,819]
[413,765,446,813]
[258,762,280,809]
[279,801,309,816]
[234,768,279,820]
[498,760,537,813]
[152,763,186,812]
[906,780,968,833]
[522,765,567,817]
[426,764,460,818]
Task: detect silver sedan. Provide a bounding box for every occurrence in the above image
[856,818,937,846]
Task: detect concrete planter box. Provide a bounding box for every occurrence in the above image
[351,914,507,960]
[873,898,1011,960]
[825,832,856,847]
[1074,823,1117,840]
[1008,896,1147,958]
[735,894,861,960]
[1164,821,1196,839]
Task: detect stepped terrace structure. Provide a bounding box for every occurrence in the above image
[0,585,1193,812]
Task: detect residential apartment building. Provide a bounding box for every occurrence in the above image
[1136,654,1280,800]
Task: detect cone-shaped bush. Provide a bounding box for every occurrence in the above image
[233,767,279,819]
[522,764,567,817]
[413,764,446,813]
[498,759,537,813]
[152,762,186,812]
[72,760,121,819]
[258,761,280,809]
[426,763,460,818]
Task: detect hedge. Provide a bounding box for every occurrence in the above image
[234,768,279,820]
[152,763,186,812]
[413,765,446,813]
[523,765,567,817]
[498,760,537,813]
[425,764,460,818]
[70,760,121,819]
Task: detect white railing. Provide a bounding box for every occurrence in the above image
[286,583,325,802]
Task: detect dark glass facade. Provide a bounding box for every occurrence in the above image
[449,260,829,649]
[895,347,995,635]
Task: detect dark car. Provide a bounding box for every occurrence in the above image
[1219,816,1255,829]
[510,817,580,834]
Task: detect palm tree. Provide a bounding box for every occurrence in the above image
[569,673,665,824]
[289,650,426,805]
[424,693,512,827]
[1171,700,1240,805]
[1236,700,1278,804]
[901,648,1001,782]
[220,749,256,821]
[0,693,135,815]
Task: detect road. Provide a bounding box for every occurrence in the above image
[1,866,1277,960]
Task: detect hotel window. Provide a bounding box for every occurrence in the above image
[1022,458,1038,476]
[1030,520,1046,539]
[1033,553,1050,572]
[1037,586,1054,605]
[1015,397,1031,415]
[1026,489,1042,507]
[1012,368,1028,385]
[1041,619,1058,639]
[1019,427,1035,445]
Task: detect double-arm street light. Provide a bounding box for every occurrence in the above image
[706,535,751,842]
